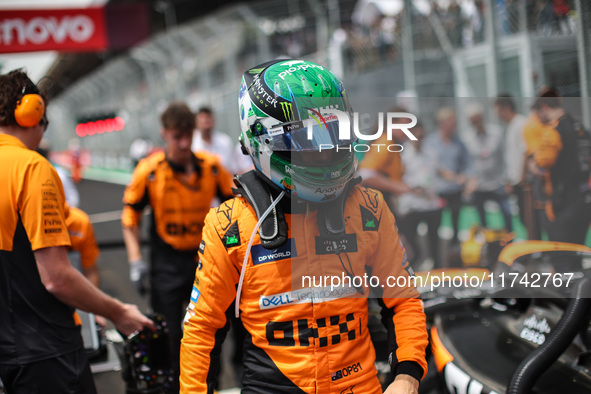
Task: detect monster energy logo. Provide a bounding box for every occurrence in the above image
[280,102,293,121]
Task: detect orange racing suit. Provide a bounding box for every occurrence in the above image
[65,205,99,272]
[122,150,234,381]
[180,184,428,393]
[122,151,234,252]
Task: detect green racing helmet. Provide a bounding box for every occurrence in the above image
[238,59,357,203]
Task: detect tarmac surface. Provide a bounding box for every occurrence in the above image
[77,179,240,393]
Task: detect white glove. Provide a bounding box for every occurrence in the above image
[129,260,149,295]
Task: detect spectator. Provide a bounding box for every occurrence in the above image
[122,101,233,390]
[495,95,528,230]
[0,69,153,394]
[358,108,413,212]
[462,0,485,47]
[192,106,237,174]
[424,107,472,244]
[532,96,591,244]
[539,0,555,35]
[129,137,154,168]
[397,122,444,268]
[448,0,464,47]
[552,0,571,34]
[463,103,513,233]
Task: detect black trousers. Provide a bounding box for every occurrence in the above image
[150,249,197,389]
[0,348,95,394]
[397,209,443,268]
[472,188,513,233]
[439,190,463,243]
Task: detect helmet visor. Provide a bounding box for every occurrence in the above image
[256,118,354,151]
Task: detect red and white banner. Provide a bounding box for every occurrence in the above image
[0,8,107,53]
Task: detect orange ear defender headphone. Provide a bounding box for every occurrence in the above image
[14,85,45,128]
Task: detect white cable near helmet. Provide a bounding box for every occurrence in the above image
[235,190,286,318]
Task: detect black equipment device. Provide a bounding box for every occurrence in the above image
[121,314,174,394]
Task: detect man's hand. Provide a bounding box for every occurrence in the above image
[95,315,108,327]
[438,168,457,182]
[35,246,154,337]
[411,186,427,198]
[111,303,155,336]
[527,157,544,177]
[462,178,478,199]
[129,259,149,295]
[384,374,419,394]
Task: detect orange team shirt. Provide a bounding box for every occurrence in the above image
[358,135,404,181]
[0,134,81,364]
[65,205,99,269]
[121,151,234,251]
[0,134,71,252]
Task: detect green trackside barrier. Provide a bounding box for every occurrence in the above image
[82,166,133,186]
[441,206,591,247]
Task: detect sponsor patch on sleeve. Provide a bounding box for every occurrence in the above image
[190,284,201,304]
[360,205,381,231]
[222,221,241,248]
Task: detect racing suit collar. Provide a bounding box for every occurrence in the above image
[166,154,202,177]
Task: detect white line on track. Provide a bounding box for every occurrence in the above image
[88,209,151,224]
[88,210,124,224]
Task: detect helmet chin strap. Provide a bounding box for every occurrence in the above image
[235,190,286,318]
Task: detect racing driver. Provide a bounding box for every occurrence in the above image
[180,59,428,393]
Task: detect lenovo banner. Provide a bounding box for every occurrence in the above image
[0,8,107,53]
[0,4,149,54]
